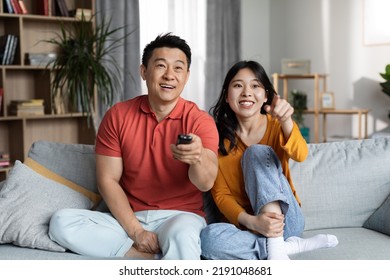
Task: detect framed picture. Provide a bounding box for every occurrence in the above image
[363,0,390,45]
[320,92,335,110]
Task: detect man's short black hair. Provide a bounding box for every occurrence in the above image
[141,33,192,70]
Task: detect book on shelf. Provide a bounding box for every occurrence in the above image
[6,35,18,65]
[75,8,92,20]
[0,35,12,65]
[10,0,22,14]
[26,53,57,66]
[9,99,45,116]
[55,0,69,17]
[0,159,10,167]
[37,0,49,16]
[4,0,14,14]
[0,152,9,159]
[0,152,10,168]
[18,0,28,14]
[0,88,3,115]
[0,34,18,65]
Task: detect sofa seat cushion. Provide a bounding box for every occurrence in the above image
[291,227,390,260]
[0,244,89,260]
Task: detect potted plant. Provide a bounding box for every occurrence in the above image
[45,13,129,128]
[290,89,310,142]
[379,64,390,119]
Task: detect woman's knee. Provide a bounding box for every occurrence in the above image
[242,145,281,170]
[243,145,273,160]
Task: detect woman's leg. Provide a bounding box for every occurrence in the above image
[241,145,305,239]
[49,208,133,257]
[200,223,267,260]
[241,145,338,258]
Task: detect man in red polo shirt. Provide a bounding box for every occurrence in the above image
[49,33,219,260]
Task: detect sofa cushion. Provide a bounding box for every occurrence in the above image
[363,193,390,236]
[27,140,98,194]
[24,157,101,207]
[0,161,94,252]
[291,227,390,260]
[290,137,390,230]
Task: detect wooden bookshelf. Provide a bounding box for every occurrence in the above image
[272,73,370,143]
[0,0,96,180]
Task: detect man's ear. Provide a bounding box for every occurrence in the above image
[140,64,146,81]
[185,69,190,84]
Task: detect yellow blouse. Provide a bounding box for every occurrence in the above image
[211,114,308,227]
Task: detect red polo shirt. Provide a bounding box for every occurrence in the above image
[95,95,218,216]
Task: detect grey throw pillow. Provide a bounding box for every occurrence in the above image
[363,194,390,235]
[0,161,93,252]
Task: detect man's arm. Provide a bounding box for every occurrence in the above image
[96,154,160,254]
[170,134,218,192]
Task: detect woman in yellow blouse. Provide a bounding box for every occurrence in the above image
[201,61,338,260]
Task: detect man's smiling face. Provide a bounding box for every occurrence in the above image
[140,47,190,107]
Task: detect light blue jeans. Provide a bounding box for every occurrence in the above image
[49,209,206,260]
[200,145,305,260]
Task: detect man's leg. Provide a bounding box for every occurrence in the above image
[49,208,133,257]
[154,211,206,260]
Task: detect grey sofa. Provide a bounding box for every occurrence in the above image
[0,137,389,260]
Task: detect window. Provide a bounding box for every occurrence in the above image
[139,0,207,109]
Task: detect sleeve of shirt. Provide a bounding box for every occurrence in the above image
[192,112,219,156]
[95,106,122,157]
[211,167,246,227]
[280,122,309,162]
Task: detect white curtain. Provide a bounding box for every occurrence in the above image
[139,0,207,109]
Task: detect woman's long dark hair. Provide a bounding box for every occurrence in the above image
[210,60,277,155]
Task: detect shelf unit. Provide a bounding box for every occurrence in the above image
[272,73,370,143]
[0,0,96,181]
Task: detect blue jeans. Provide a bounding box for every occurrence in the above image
[200,145,305,260]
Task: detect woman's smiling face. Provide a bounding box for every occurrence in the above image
[226,67,267,119]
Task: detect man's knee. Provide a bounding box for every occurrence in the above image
[49,209,81,243]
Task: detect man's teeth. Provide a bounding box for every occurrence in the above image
[161,84,174,89]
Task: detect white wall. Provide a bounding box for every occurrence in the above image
[241,0,390,141]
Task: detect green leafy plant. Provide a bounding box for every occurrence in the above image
[380,64,390,97]
[290,90,308,128]
[379,64,390,119]
[45,13,129,125]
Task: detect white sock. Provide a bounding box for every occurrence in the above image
[285,234,339,255]
[266,236,290,260]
